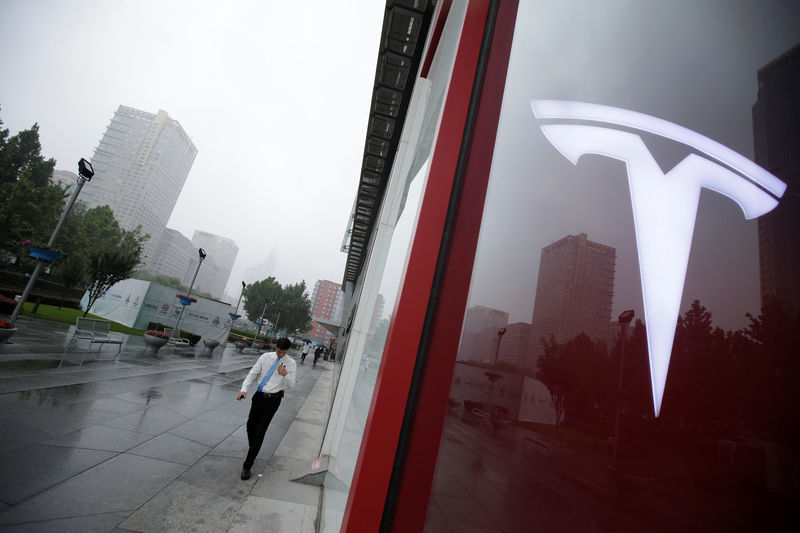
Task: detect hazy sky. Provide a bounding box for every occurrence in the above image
[0,0,385,298]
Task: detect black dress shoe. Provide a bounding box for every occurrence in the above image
[241,468,251,480]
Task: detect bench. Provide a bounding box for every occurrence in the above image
[165,328,190,352]
[65,318,123,354]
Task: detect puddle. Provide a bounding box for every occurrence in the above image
[0,359,64,370]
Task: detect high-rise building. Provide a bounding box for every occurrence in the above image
[308,280,344,344]
[191,230,239,299]
[51,169,79,195]
[456,305,509,363]
[148,228,196,286]
[754,43,800,311]
[528,233,615,362]
[80,106,197,269]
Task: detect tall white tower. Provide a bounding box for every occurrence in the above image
[80,106,197,268]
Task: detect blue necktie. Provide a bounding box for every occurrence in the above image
[257,357,281,392]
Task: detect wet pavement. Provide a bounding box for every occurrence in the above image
[0,315,332,532]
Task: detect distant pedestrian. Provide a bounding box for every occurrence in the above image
[313,345,322,367]
[236,337,296,480]
[301,342,310,364]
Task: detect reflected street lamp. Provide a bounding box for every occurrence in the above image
[10,159,94,324]
[175,247,206,330]
[611,309,635,467]
[484,327,507,416]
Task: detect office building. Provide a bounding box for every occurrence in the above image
[191,230,239,299]
[456,304,509,363]
[754,43,800,311]
[308,279,343,344]
[148,228,196,286]
[528,233,615,361]
[80,105,197,269]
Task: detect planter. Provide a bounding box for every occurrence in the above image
[143,333,169,353]
[0,328,18,344]
[201,338,219,356]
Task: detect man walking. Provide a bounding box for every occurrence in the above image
[301,342,310,364]
[237,337,296,480]
[313,345,323,367]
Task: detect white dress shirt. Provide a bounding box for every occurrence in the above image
[240,351,297,394]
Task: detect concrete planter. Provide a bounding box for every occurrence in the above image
[201,338,219,356]
[143,333,169,353]
[0,328,18,344]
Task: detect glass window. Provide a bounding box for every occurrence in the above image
[424,1,800,531]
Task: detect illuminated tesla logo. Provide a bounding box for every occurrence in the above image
[531,100,786,417]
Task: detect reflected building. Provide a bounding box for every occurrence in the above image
[457,305,509,363]
[528,233,615,362]
[754,43,800,311]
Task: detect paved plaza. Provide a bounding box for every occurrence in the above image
[0,315,332,532]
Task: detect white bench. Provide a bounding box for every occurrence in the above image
[65,317,123,354]
[165,328,190,351]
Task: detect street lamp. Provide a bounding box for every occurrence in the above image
[225,281,246,346]
[10,159,94,324]
[175,247,206,330]
[484,327,507,416]
[611,309,635,467]
[251,300,268,346]
[235,281,246,315]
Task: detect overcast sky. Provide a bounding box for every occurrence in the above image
[0,0,385,299]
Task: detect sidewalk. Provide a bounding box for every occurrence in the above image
[0,315,332,532]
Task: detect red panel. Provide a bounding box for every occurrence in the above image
[387,2,520,531]
[340,2,491,532]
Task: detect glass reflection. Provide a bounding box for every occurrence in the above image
[424,0,800,531]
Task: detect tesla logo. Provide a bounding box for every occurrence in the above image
[531,100,786,417]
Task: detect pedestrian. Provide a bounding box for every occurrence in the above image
[313,345,323,367]
[301,342,310,364]
[236,337,296,480]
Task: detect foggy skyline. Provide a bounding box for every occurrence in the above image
[0,0,385,298]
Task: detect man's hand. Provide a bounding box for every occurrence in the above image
[277,364,287,376]
[237,391,247,401]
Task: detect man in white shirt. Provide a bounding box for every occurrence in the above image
[236,337,297,480]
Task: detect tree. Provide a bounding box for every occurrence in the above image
[0,113,64,258]
[242,277,312,335]
[81,207,148,316]
[243,277,283,324]
[279,281,312,334]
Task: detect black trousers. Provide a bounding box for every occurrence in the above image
[243,391,283,469]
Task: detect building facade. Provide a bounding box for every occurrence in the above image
[754,43,800,311]
[80,106,197,269]
[147,228,196,286]
[191,230,239,299]
[308,279,344,344]
[316,3,800,532]
[528,233,616,361]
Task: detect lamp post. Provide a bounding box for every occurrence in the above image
[485,327,506,416]
[234,281,246,316]
[611,309,635,467]
[251,300,268,346]
[10,159,94,324]
[175,247,206,330]
[225,281,246,346]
